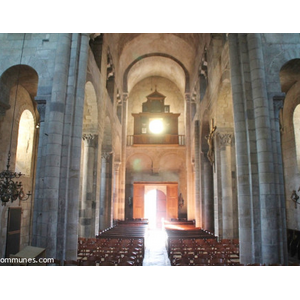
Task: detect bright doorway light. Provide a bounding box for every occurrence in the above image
[149,119,163,134]
[144,189,157,229]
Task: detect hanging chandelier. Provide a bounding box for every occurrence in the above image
[0,33,32,206]
[0,152,31,205]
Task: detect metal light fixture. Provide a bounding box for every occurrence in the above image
[0,152,31,205]
[0,33,31,206]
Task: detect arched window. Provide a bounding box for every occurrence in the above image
[15,109,34,175]
[293,104,300,171]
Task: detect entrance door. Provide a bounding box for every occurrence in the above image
[156,190,166,228]
[133,184,145,219]
[133,182,178,223]
[166,184,178,220]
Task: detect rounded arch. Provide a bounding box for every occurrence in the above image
[126,152,153,172]
[293,104,300,171]
[83,81,98,134]
[102,115,113,153]
[158,152,184,171]
[15,109,35,175]
[0,64,38,115]
[123,53,190,94]
[280,59,300,93]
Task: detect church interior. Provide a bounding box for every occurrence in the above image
[1,32,300,274]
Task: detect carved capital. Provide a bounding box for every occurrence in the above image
[114,161,121,173]
[185,93,191,102]
[83,134,95,146]
[36,100,46,122]
[101,151,112,161]
[273,95,284,122]
[218,133,232,147]
[123,92,128,103]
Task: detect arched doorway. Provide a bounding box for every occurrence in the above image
[144,189,166,229]
[133,182,177,227]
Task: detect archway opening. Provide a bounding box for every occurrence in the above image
[294,104,300,171]
[15,109,34,175]
[144,188,167,229]
[144,189,157,229]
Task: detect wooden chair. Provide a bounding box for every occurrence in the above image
[210,257,228,266]
[194,257,209,266]
[118,260,136,266]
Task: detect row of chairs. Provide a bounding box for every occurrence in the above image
[77,236,144,266]
[168,237,240,266]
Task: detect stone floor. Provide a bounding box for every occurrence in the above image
[142,228,171,266]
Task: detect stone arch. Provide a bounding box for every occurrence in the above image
[15,109,35,175]
[280,59,300,93]
[0,65,38,256]
[282,81,300,176]
[158,152,184,172]
[293,104,300,171]
[126,152,153,173]
[127,76,185,137]
[102,115,113,153]
[280,60,300,229]
[83,81,98,134]
[0,65,38,167]
[216,80,234,128]
[123,53,190,94]
[0,65,38,117]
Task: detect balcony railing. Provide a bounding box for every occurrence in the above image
[127,134,185,146]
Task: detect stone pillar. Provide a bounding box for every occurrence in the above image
[218,132,234,239]
[99,152,112,230]
[248,33,280,264]
[185,93,195,221]
[203,155,214,233]
[79,134,96,238]
[119,93,128,221]
[32,99,46,246]
[65,33,90,260]
[42,33,72,259]
[273,96,288,265]
[228,33,253,264]
[112,161,121,224]
[194,120,201,227]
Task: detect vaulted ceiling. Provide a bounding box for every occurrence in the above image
[106,33,209,95]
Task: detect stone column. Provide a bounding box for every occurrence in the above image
[228,33,253,264]
[79,134,96,238]
[218,132,234,239]
[112,161,121,224]
[64,33,90,260]
[194,120,201,227]
[42,33,72,259]
[32,99,46,246]
[185,93,195,221]
[99,152,112,230]
[119,93,128,220]
[248,33,280,264]
[273,96,288,265]
[203,155,214,233]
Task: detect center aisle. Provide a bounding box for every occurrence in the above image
[142,228,171,266]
